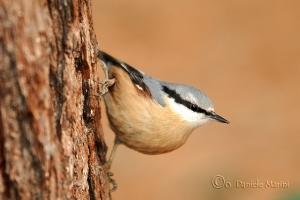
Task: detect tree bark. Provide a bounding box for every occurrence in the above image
[0,0,110,199]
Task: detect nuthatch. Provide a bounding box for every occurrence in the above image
[97,50,229,170]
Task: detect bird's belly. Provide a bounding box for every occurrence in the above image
[104,96,194,155]
[117,123,192,154]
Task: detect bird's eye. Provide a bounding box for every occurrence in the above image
[190,104,198,112]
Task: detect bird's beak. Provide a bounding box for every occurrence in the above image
[209,112,229,124]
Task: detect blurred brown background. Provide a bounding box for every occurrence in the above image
[92,1,300,200]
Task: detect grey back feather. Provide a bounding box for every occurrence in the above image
[98,50,213,110]
[142,76,166,106]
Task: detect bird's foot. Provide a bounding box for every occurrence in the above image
[99,78,115,96]
[107,171,118,192]
[104,162,118,192]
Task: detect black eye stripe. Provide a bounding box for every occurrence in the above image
[162,86,210,115]
[190,104,199,112]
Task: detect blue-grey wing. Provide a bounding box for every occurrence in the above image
[143,76,166,107]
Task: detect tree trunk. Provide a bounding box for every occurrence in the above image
[0,0,110,199]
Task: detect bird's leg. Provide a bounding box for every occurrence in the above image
[106,138,121,192]
[106,138,121,169]
[99,61,115,96]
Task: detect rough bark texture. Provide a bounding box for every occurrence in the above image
[0,0,110,199]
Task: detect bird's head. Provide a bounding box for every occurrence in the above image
[162,83,229,127]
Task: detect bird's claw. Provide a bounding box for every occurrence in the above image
[99,78,115,96]
[108,171,118,192]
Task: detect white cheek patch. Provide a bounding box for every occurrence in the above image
[167,98,209,126]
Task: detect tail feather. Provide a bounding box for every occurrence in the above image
[97,50,122,69]
[97,50,152,97]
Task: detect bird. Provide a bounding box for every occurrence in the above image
[97,50,229,170]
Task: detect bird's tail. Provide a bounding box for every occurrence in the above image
[97,50,123,69]
[97,50,145,83]
[97,50,151,96]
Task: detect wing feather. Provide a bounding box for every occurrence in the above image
[98,50,166,106]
